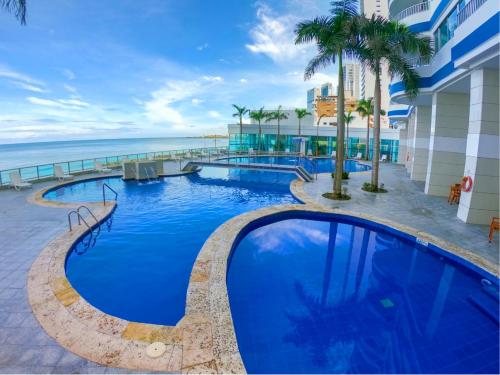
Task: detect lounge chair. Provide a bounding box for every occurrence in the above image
[331,151,335,157]
[9,172,32,191]
[285,148,290,154]
[268,147,274,154]
[355,152,363,160]
[380,154,388,162]
[54,165,74,181]
[248,148,255,155]
[95,161,112,173]
[307,149,313,156]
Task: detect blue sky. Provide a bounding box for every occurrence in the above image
[0,0,339,143]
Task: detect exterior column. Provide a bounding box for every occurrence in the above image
[425,93,470,196]
[405,111,416,172]
[457,69,500,225]
[397,126,407,165]
[410,106,431,181]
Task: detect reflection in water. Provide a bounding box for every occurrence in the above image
[227,218,499,374]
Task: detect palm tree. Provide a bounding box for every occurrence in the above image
[294,108,311,136]
[265,105,288,152]
[295,0,360,198]
[1,0,26,24]
[344,111,355,158]
[249,107,266,152]
[232,104,249,152]
[358,15,432,189]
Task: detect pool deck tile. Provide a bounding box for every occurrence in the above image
[1,163,498,373]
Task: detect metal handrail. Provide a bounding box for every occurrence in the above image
[76,205,101,234]
[68,210,92,232]
[457,0,487,25]
[394,1,429,21]
[102,183,118,206]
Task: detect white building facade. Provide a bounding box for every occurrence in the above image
[388,0,499,225]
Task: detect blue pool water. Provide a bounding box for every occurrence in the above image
[227,213,499,374]
[221,156,370,174]
[44,167,297,325]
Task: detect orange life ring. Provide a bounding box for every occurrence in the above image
[461,176,473,192]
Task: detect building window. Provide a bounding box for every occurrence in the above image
[433,0,467,52]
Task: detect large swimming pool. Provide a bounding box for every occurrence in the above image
[44,167,297,325]
[227,213,499,374]
[220,156,370,174]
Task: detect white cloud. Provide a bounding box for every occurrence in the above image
[63,84,77,93]
[0,64,47,93]
[246,4,313,64]
[10,81,47,93]
[27,96,90,109]
[239,78,248,84]
[191,98,204,105]
[202,75,223,82]
[62,69,76,80]
[196,43,209,51]
[208,110,221,118]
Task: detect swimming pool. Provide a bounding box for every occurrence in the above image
[44,167,297,325]
[227,212,499,374]
[220,156,370,174]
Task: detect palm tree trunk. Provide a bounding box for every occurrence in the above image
[334,52,345,196]
[372,70,381,187]
[258,121,261,152]
[365,116,370,161]
[346,122,349,158]
[298,119,301,136]
[277,120,280,152]
[239,119,243,152]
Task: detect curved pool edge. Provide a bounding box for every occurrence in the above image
[26,173,498,373]
[188,203,499,374]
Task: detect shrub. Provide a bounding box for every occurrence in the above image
[362,182,387,193]
[331,171,349,180]
[322,192,351,200]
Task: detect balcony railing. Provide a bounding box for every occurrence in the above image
[457,0,487,26]
[0,146,228,186]
[394,1,430,21]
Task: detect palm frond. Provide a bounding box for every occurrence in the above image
[1,0,26,24]
[330,0,359,17]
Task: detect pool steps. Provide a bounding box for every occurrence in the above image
[182,161,314,182]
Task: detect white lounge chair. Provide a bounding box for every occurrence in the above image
[285,148,290,154]
[380,154,388,162]
[54,165,74,181]
[95,161,112,173]
[355,152,363,160]
[268,147,274,154]
[9,172,32,191]
[307,149,313,156]
[331,151,335,157]
[248,148,255,155]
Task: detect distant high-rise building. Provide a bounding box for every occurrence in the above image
[343,64,360,99]
[307,87,320,112]
[360,0,390,116]
[320,83,334,97]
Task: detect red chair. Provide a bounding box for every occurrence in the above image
[448,184,461,205]
[489,217,499,242]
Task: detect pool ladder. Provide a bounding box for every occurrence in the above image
[102,183,118,206]
[67,205,101,252]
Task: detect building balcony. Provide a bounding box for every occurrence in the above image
[392,1,430,24]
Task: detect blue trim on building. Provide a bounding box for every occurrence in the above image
[390,12,500,97]
[451,13,500,61]
[408,22,430,33]
[388,109,410,116]
[400,0,452,33]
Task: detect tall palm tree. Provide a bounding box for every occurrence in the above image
[249,107,266,152]
[344,111,355,158]
[232,104,249,152]
[356,98,385,161]
[294,108,311,136]
[1,0,26,24]
[295,0,360,198]
[358,15,432,188]
[265,105,288,152]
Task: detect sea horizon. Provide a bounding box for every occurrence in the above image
[0,136,229,170]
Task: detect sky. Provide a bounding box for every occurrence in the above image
[0,0,341,144]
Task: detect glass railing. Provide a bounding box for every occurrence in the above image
[0,146,228,186]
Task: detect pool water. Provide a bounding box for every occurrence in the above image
[221,156,370,174]
[227,214,499,374]
[44,167,297,325]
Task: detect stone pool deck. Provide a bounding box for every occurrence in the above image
[0,162,498,374]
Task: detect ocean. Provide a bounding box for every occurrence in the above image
[0,137,228,170]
